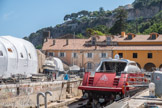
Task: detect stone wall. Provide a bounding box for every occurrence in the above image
[0,80,82,108]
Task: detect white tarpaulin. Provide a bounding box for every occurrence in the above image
[69,65,80,71]
[44,57,64,72]
[0,36,38,78]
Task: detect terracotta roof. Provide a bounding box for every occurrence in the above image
[112,35,162,42]
[113,46,162,50]
[42,38,113,51]
[42,34,162,51]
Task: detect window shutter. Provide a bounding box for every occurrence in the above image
[58,52,60,57]
[71,53,73,58]
[106,53,108,58]
[64,52,66,57]
[92,53,94,58]
[99,53,101,58]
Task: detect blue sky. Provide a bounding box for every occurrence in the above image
[0,0,135,38]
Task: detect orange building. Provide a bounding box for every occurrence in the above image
[42,33,162,71]
[113,33,162,71]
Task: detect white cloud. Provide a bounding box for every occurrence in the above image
[3,11,14,20]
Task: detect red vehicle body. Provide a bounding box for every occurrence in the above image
[78,59,144,106]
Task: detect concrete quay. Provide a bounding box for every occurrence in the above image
[107,89,162,108]
[0,79,82,108]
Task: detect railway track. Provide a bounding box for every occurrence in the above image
[64,88,147,108]
[66,99,88,108]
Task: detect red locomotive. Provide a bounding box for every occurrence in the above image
[79,58,144,107]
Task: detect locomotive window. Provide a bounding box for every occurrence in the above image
[20,53,23,58]
[0,51,3,56]
[129,63,136,66]
[100,62,127,75]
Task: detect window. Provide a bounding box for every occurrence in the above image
[92,37,96,45]
[128,35,132,40]
[72,53,77,58]
[87,53,92,58]
[148,53,152,58]
[20,53,23,58]
[49,52,54,56]
[152,34,156,39]
[101,53,107,58]
[87,62,92,69]
[106,37,111,45]
[118,53,123,58]
[129,63,136,66]
[133,53,137,58]
[59,52,65,57]
[0,51,3,56]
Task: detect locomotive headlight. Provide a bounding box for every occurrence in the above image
[99,98,105,103]
[82,93,88,99]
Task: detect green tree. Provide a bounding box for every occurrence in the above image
[99,7,105,16]
[23,36,29,41]
[86,28,104,36]
[36,45,42,49]
[76,33,85,38]
[110,9,127,35]
[64,14,71,21]
[93,25,109,34]
[78,10,89,17]
[70,13,78,20]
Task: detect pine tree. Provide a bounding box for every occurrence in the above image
[110,9,127,35]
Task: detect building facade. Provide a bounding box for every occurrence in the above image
[42,33,162,71]
[113,33,162,71]
[42,36,113,70]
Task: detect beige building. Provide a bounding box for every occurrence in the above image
[42,36,113,70]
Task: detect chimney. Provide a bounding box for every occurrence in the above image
[48,31,51,39]
[95,45,97,50]
[121,31,126,37]
[66,39,68,45]
[53,40,55,45]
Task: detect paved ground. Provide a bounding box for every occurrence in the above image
[40,89,162,108]
[107,89,162,108]
[128,89,162,108]
[40,96,83,108]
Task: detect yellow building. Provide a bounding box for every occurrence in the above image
[42,33,162,71]
[113,33,162,71]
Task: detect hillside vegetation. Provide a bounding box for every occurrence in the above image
[24,0,162,48]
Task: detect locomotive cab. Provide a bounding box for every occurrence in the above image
[96,60,127,76]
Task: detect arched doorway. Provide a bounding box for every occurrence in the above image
[159,64,162,71]
[144,63,156,72]
[136,62,141,69]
